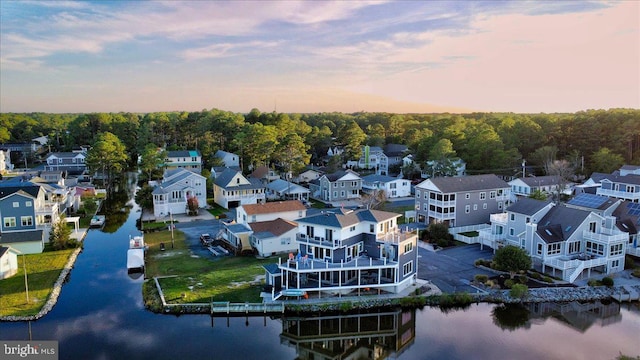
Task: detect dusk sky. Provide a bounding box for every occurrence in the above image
[1,1,638,114]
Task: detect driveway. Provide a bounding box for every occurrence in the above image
[417,244,496,294]
[174,219,226,259]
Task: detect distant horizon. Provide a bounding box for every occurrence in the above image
[1,1,638,113]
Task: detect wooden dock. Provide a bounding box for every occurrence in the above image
[210,302,285,315]
[611,285,640,302]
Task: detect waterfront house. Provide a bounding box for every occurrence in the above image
[236,200,306,224]
[249,218,299,257]
[263,208,418,299]
[595,173,640,203]
[0,246,19,279]
[0,184,48,254]
[415,174,510,228]
[164,150,202,174]
[152,169,207,217]
[361,174,411,199]
[480,196,628,283]
[213,168,265,209]
[309,170,362,203]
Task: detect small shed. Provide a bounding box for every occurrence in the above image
[0,246,19,279]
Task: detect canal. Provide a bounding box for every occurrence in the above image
[1,185,639,360]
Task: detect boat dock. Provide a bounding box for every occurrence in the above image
[611,285,640,302]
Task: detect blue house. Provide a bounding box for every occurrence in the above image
[0,185,45,254]
[264,208,418,299]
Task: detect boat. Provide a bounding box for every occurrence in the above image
[127,235,146,273]
[90,215,106,228]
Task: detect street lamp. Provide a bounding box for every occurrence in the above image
[14,249,30,303]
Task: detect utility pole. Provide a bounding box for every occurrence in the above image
[23,254,29,303]
[169,212,175,248]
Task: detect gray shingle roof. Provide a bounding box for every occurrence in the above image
[167,150,201,158]
[383,144,408,157]
[152,169,201,195]
[0,230,44,244]
[422,174,509,193]
[324,170,360,182]
[519,175,562,187]
[0,182,41,199]
[507,198,552,216]
[536,205,590,244]
[297,208,398,228]
[599,173,640,186]
[361,174,398,183]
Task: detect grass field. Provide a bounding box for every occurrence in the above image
[144,230,283,304]
[0,248,76,317]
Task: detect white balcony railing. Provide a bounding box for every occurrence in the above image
[582,230,628,244]
[596,188,640,200]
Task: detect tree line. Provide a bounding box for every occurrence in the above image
[1,108,639,178]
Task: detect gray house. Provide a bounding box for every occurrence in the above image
[415,174,510,227]
[309,170,362,203]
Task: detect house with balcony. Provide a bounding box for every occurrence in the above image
[361,174,411,199]
[0,185,48,254]
[481,196,628,283]
[415,174,510,228]
[509,175,571,200]
[152,169,207,217]
[213,168,265,209]
[45,151,86,174]
[164,150,202,174]
[355,146,387,174]
[309,170,362,203]
[236,200,306,224]
[265,179,310,201]
[263,208,418,300]
[595,173,640,203]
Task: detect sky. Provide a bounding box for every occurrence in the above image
[0,0,638,114]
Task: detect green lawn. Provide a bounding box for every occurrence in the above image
[206,203,228,218]
[144,230,283,304]
[0,249,76,317]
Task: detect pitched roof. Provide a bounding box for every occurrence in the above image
[249,218,298,238]
[507,198,552,216]
[214,169,264,190]
[0,230,44,244]
[46,152,84,159]
[519,175,562,187]
[598,173,640,186]
[620,165,640,171]
[297,208,399,228]
[536,205,591,243]
[420,174,508,193]
[250,165,270,179]
[266,179,309,195]
[0,182,41,199]
[612,200,640,234]
[242,200,305,215]
[567,193,618,211]
[324,170,360,182]
[383,144,408,156]
[152,169,203,195]
[167,150,201,158]
[361,174,400,183]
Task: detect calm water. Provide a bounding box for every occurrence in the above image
[1,191,639,360]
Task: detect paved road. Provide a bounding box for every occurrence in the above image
[417,244,496,294]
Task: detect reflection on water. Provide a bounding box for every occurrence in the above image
[99,174,134,233]
[492,301,622,333]
[281,309,416,360]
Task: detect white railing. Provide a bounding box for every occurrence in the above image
[545,256,609,282]
[566,261,586,283]
[596,188,640,200]
[582,230,628,244]
[626,246,640,257]
[377,230,417,244]
[427,210,456,220]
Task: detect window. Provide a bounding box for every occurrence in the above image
[610,243,623,256]
[568,241,581,254]
[537,243,543,255]
[333,191,337,197]
[465,193,470,199]
[510,214,515,221]
[423,203,428,211]
[480,192,486,200]
[586,241,605,256]
[498,202,503,210]
[341,191,345,197]
[416,190,421,198]
[13,202,19,208]
[611,259,620,268]
[473,204,478,211]
[370,224,375,232]
[589,222,596,232]
[350,226,356,232]
[280,238,291,245]
[548,243,561,255]
[509,228,514,236]
[403,261,413,276]
[25,201,32,207]
[341,182,345,187]
[404,242,413,253]
[490,191,496,199]
[4,217,16,228]
[526,217,530,223]
[483,203,487,209]
[465,205,470,214]
[390,183,396,189]
[21,216,33,227]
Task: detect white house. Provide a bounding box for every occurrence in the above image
[152,169,207,217]
[215,150,240,168]
[0,246,19,279]
[249,218,299,257]
[45,152,86,173]
[509,175,571,199]
[164,150,202,174]
[361,174,411,198]
[0,149,14,173]
[213,168,265,209]
[236,200,307,224]
[266,179,310,201]
[295,168,323,184]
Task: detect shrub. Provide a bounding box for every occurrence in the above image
[543,276,554,283]
[510,284,529,301]
[587,279,599,286]
[601,277,614,287]
[475,259,485,266]
[474,274,488,284]
[504,279,515,289]
[518,275,528,284]
[529,272,543,281]
[436,238,449,248]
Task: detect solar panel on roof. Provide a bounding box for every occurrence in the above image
[567,194,609,209]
